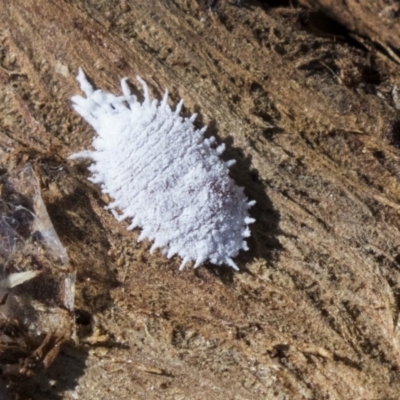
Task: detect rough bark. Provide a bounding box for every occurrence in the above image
[2,0,400,398]
[299,0,400,61]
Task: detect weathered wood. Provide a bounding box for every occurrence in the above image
[300,0,400,60]
[1,0,400,398]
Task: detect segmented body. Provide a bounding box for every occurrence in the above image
[70,69,255,270]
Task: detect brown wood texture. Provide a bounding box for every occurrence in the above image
[299,0,400,59]
[2,0,400,398]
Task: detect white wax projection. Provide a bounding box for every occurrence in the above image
[70,69,255,270]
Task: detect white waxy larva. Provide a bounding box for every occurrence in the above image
[70,69,255,270]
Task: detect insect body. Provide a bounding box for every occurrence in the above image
[70,69,255,270]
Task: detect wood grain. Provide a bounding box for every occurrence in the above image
[1,0,400,398]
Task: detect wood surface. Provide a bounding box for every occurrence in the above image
[299,0,400,61]
[2,0,400,398]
